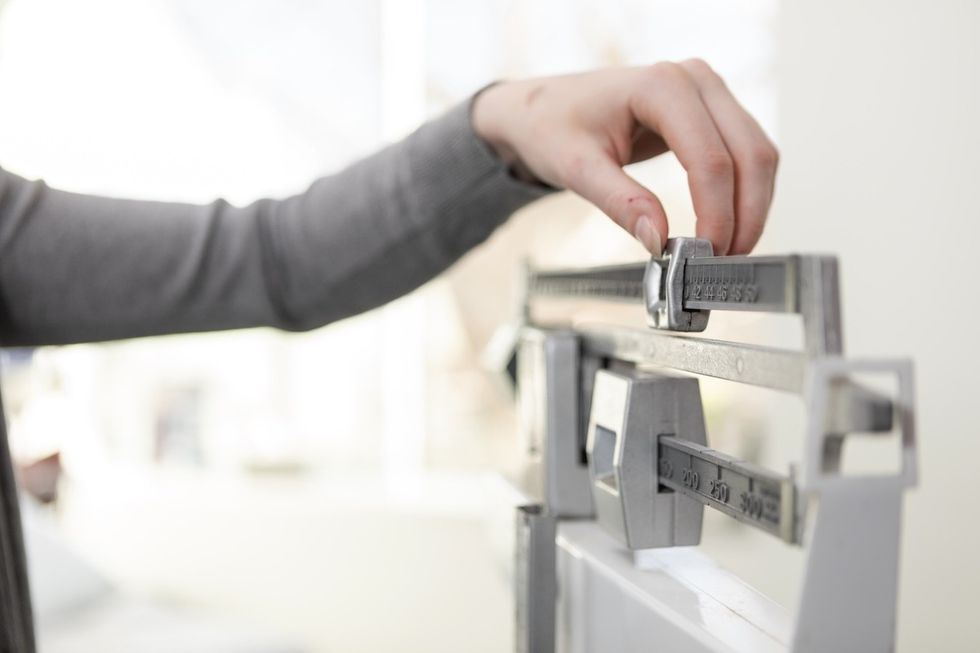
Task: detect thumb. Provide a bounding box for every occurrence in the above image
[562,151,669,256]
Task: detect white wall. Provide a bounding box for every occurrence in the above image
[774,1,980,648]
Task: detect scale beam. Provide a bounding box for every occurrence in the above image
[527,238,828,342]
[529,256,798,314]
[657,436,797,543]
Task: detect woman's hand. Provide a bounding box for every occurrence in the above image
[472,61,778,256]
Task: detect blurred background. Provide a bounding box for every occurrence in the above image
[0,0,976,651]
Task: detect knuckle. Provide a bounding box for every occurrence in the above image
[749,142,779,171]
[646,61,685,86]
[699,149,735,178]
[681,57,716,79]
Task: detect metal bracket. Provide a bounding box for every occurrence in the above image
[516,328,594,517]
[788,357,916,651]
[802,357,917,491]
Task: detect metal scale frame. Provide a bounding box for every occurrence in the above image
[512,237,916,653]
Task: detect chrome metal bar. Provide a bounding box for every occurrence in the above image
[658,435,797,543]
[526,240,844,360]
[528,255,801,315]
[528,263,645,302]
[576,324,807,393]
[576,325,893,431]
[682,256,798,313]
[825,379,894,433]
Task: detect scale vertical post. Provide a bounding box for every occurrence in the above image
[515,504,557,653]
[793,358,916,652]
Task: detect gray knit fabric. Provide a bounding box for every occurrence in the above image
[0,98,552,652]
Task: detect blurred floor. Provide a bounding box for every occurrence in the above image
[55,469,514,653]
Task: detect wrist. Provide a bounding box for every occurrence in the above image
[472,82,539,184]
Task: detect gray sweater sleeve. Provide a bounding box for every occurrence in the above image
[0,99,552,346]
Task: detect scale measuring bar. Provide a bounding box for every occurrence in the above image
[657,436,797,543]
[527,238,803,332]
[682,257,796,313]
[529,257,797,312]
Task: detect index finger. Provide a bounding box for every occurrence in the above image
[627,63,736,255]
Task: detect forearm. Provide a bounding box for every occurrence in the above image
[0,99,551,346]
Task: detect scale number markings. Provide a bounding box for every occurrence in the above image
[681,467,700,490]
[708,479,730,504]
[657,435,796,543]
[739,491,765,520]
[684,262,761,305]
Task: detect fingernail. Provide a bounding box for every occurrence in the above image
[633,215,662,256]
